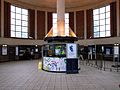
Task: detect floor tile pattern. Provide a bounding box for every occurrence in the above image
[0,60,120,90]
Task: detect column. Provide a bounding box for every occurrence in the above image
[45,11,47,35]
[74,11,76,34]
[1,0,4,37]
[35,9,37,39]
[57,0,65,36]
[84,10,87,39]
[116,0,120,36]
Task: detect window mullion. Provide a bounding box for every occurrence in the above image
[10,5,28,38]
[105,6,106,36]
[15,6,16,37]
[93,5,110,38]
[21,9,22,38]
[99,9,100,37]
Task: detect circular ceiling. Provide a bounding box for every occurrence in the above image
[16,0,106,9]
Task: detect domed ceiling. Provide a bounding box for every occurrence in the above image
[16,0,106,9]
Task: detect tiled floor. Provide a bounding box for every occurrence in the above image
[0,60,120,90]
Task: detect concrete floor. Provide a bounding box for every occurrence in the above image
[0,60,120,90]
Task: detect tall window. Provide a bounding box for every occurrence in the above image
[52,13,69,36]
[93,5,110,38]
[11,5,28,38]
[53,13,57,36]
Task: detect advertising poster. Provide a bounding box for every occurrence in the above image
[16,46,18,56]
[2,46,7,55]
[114,46,119,57]
[106,49,110,55]
[67,44,77,58]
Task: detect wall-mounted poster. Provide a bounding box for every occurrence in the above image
[66,43,77,58]
[114,46,119,57]
[2,45,7,55]
[16,46,18,56]
[35,48,38,52]
[106,49,110,55]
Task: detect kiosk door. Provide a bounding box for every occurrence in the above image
[66,58,78,74]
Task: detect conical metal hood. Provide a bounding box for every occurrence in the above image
[44,0,77,41]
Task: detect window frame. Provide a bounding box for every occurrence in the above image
[93,5,111,38]
[10,5,28,38]
[52,13,69,36]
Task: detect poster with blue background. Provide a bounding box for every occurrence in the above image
[67,44,77,58]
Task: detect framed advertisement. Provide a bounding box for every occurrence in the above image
[66,43,77,58]
[114,46,119,58]
[114,46,119,55]
[106,49,110,55]
[2,45,7,55]
[16,46,18,56]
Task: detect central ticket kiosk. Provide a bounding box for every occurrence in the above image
[42,37,79,73]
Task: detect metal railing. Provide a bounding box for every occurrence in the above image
[79,54,120,72]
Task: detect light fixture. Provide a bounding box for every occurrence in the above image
[2,44,7,47]
[114,43,119,46]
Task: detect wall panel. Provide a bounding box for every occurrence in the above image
[37,11,45,40]
[69,12,74,32]
[76,11,84,39]
[110,2,117,37]
[4,1,10,38]
[29,9,35,39]
[86,9,93,39]
[47,12,52,33]
[0,1,1,37]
